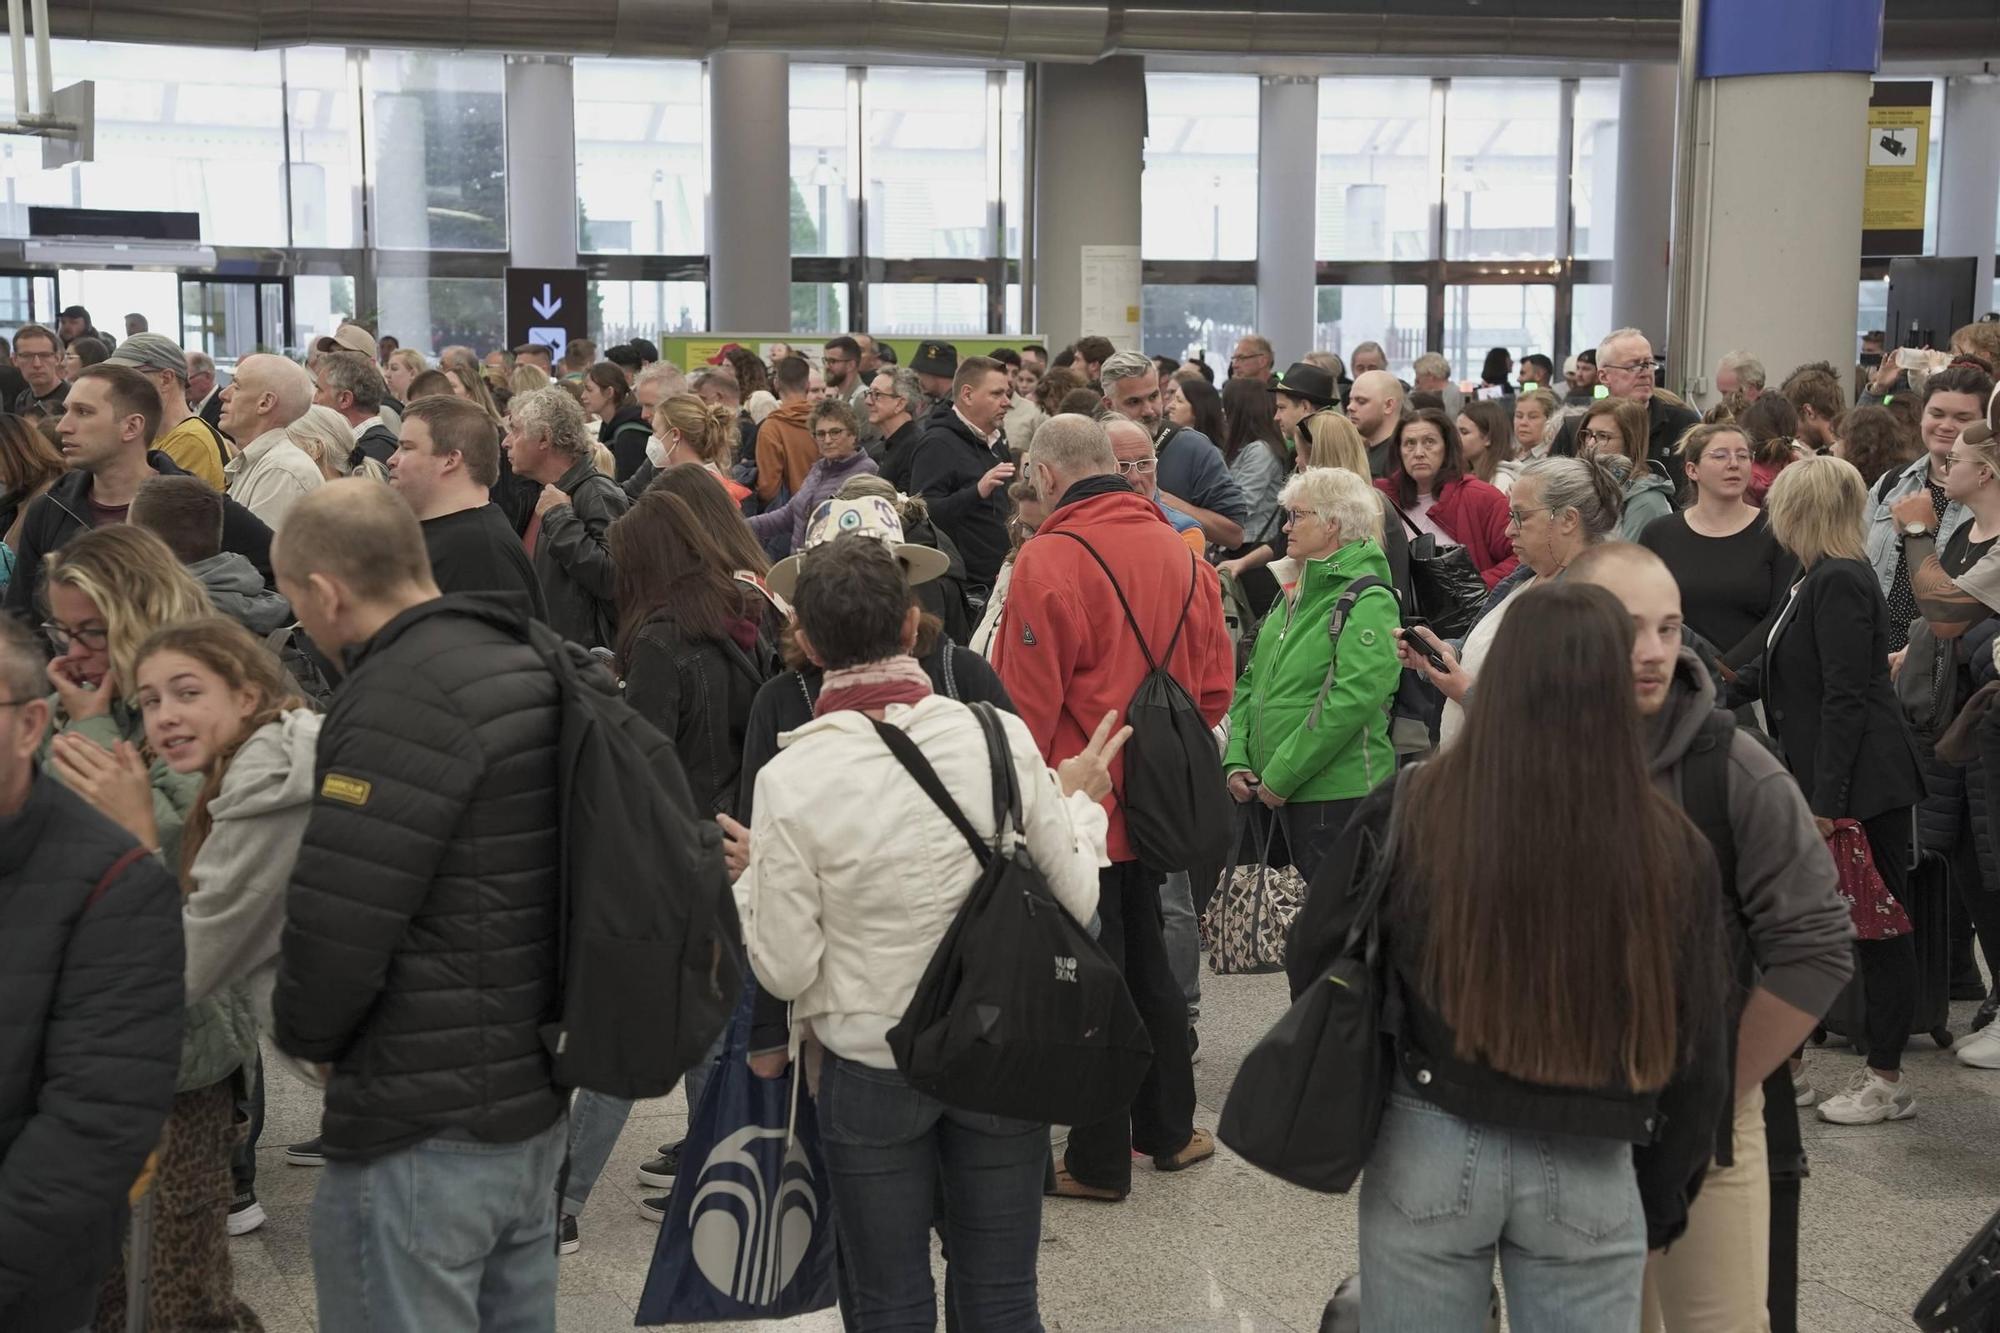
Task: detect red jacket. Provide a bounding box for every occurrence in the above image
[1375,474,1519,589]
[995,487,1235,864]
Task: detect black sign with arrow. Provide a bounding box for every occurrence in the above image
[505,267,589,365]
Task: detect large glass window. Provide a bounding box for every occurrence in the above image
[285,48,360,249]
[1143,74,1258,262]
[366,51,507,251]
[865,68,991,259]
[375,276,505,354]
[1444,80,1561,262]
[1315,285,1428,380]
[867,283,987,337]
[792,283,848,334]
[1572,79,1618,260]
[1858,278,1889,355]
[575,59,704,254]
[791,65,851,259]
[591,279,706,340]
[1444,285,1555,383]
[1317,78,1434,261]
[1142,283,1256,361]
[1571,283,1614,361]
[1002,70,1025,260]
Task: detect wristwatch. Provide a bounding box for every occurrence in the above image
[1904,520,1933,538]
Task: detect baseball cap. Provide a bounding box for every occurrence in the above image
[706,342,746,366]
[105,332,189,379]
[766,495,951,602]
[911,341,958,377]
[314,322,378,358]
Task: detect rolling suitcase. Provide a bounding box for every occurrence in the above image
[1816,847,1957,1057]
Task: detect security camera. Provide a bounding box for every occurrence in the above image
[1879,131,1910,157]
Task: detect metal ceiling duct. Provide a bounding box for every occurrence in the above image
[45,0,2000,61]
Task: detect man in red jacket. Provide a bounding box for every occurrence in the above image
[996,412,1235,1201]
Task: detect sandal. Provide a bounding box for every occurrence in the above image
[1153,1127,1215,1173]
[1046,1166,1126,1202]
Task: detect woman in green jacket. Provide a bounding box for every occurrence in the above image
[1224,466,1403,887]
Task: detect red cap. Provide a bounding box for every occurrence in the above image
[706,342,745,366]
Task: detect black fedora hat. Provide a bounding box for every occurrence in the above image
[1274,361,1336,407]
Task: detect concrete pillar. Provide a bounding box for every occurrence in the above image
[1939,76,2000,306]
[708,52,791,333]
[505,57,579,270]
[1255,75,1316,363]
[1610,63,1675,343]
[1032,57,1144,352]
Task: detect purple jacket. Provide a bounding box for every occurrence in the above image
[747,449,880,554]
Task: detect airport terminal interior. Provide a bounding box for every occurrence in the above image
[8,0,2000,1331]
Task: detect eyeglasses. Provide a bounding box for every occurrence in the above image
[1282,508,1319,526]
[14,350,55,363]
[1944,452,1989,471]
[42,620,109,652]
[1603,358,1660,377]
[1116,457,1158,475]
[1578,428,1622,447]
[1507,506,1556,527]
[1230,352,1265,365]
[812,429,853,443]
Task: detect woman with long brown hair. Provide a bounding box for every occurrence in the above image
[1324,581,1728,1330]
[581,362,651,482]
[0,409,65,555]
[1454,398,1518,493]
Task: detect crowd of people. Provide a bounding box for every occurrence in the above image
[2,299,1999,1333]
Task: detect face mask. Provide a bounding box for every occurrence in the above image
[647,436,669,468]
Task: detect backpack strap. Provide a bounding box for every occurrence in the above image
[1681,709,1737,890]
[1306,575,1391,731]
[85,845,150,910]
[869,716,993,864]
[969,702,1023,839]
[1051,531,1197,673]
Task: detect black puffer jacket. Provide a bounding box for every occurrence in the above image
[600,401,653,483]
[909,411,1011,589]
[533,455,631,651]
[622,614,769,816]
[272,594,566,1160]
[0,774,184,1333]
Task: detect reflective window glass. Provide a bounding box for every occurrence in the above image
[1317,77,1434,261]
[1143,284,1256,361]
[375,277,505,355]
[285,48,359,249]
[1571,282,1614,362]
[1315,285,1429,381]
[575,58,704,254]
[1002,71,1025,261]
[1144,74,1258,261]
[1572,79,1618,261]
[591,280,707,340]
[366,51,507,251]
[867,283,987,337]
[1444,285,1555,383]
[1858,278,1888,356]
[792,283,848,334]
[865,68,990,259]
[791,65,850,259]
[1444,79,1560,261]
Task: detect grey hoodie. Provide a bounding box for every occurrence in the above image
[183,711,322,1036]
[1649,647,1854,1023]
[190,551,293,636]
[1619,468,1679,543]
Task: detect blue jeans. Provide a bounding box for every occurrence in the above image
[818,1052,1047,1333]
[1360,1093,1647,1332]
[311,1118,566,1333]
[1158,870,1200,1023]
[561,1028,725,1215]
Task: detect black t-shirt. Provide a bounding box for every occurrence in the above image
[1941,523,1998,580]
[1637,509,1797,660]
[421,503,548,621]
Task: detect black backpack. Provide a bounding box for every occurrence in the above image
[1052,532,1232,874]
[874,702,1152,1126]
[263,623,338,711]
[526,620,740,1099]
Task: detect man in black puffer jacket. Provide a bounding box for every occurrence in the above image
[909,355,1016,591]
[0,621,184,1333]
[269,480,567,1333]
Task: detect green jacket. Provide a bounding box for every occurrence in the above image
[37,694,202,868]
[1224,538,1401,801]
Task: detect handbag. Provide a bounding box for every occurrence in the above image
[1899,616,1962,741]
[874,702,1153,1127]
[1914,1201,2000,1331]
[1828,818,1912,941]
[1204,807,1303,976]
[1217,768,1411,1193]
[1393,504,1487,639]
[635,984,837,1325]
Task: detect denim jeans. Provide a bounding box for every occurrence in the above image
[1158,870,1200,1023]
[818,1052,1047,1333]
[1279,797,1362,894]
[1360,1093,1647,1332]
[560,1026,726,1215]
[311,1117,566,1333]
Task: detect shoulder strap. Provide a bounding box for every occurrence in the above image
[970,702,1023,838]
[1388,499,1422,539]
[1306,575,1391,730]
[1874,467,1902,506]
[85,845,151,911]
[1682,709,1736,890]
[1343,764,1416,956]
[869,717,991,864]
[1050,530,1159,670]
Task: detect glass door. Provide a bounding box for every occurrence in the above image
[0,271,58,342]
[181,278,289,370]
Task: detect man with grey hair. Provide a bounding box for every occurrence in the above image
[1554,326,1698,470]
[1411,351,1463,416]
[1000,410,1233,1200]
[1715,350,1766,403]
[1099,349,1246,547]
[1348,340,1388,377]
[314,350,397,466]
[186,348,224,431]
[1229,333,1276,389]
[866,366,926,479]
[504,386,629,649]
[633,360,687,429]
[221,353,323,530]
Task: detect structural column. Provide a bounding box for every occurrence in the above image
[1609,62,1676,343]
[1939,76,2000,305]
[708,51,791,333]
[1255,76,1317,364]
[1670,0,1882,402]
[505,57,579,271]
[1032,57,1144,352]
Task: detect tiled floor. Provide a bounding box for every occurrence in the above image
[234,973,2000,1331]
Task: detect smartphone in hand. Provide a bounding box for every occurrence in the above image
[1403,616,1450,673]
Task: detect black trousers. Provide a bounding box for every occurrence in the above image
[1858,809,1920,1073]
[1063,860,1196,1192]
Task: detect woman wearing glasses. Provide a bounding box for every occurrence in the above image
[1576,396,1676,542]
[745,398,879,556]
[1375,407,1518,589]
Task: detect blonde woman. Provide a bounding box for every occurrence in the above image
[286,403,386,483]
[384,347,427,404]
[1513,386,1562,461]
[1223,410,1409,599]
[634,392,750,504]
[511,363,552,397]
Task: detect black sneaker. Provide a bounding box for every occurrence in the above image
[636,1142,681,1190]
[284,1136,325,1167]
[637,1194,668,1224]
[557,1213,580,1256]
[227,1192,266,1236]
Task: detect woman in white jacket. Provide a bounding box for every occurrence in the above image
[737,531,1124,1333]
[133,616,321,1235]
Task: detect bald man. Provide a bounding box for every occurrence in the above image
[1346,370,1405,479]
[220,353,323,529]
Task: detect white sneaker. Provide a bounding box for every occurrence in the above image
[1790,1061,1814,1107]
[1958,1026,2000,1069]
[1817,1069,1916,1124]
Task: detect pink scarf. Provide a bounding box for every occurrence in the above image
[813,654,933,718]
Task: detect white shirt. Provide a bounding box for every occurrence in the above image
[954,406,1003,449]
[224,427,324,531]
